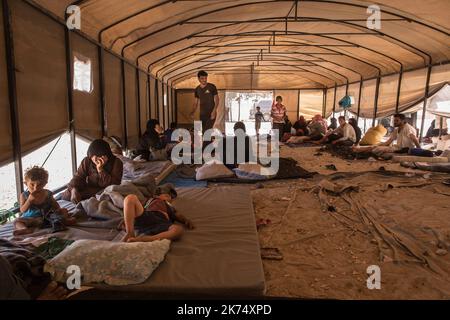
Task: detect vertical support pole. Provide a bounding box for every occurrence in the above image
[136,67,142,137]
[147,74,152,119]
[121,61,128,149]
[2,0,24,200]
[332,84,337,117]
[372,74,381,127]
[175,89,178,124]
[395,66,403,113]
[155,79,159,121]
[64,12,77,174]
[419,65,432,140]
[297,89,300,119]
[322,89,327,118]
[356,78,363,122]
[97,46,106,137]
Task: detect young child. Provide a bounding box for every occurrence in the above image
[254,106,265,136]
[121,184,194,243]
[14,166,75,236]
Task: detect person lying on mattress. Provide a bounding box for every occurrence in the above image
[352,113,420,157]
[62,139,123,204]
[121,184,194,243]
[134,119,167,161]
[14,166,75,236]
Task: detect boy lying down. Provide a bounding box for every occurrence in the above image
[121,184,194,243]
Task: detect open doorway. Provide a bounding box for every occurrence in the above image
[224,91,273,136]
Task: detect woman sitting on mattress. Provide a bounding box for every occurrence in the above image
[134,119,167,161]
[62,139,123,204]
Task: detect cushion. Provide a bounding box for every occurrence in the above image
[234,163,277,180]
[286,136,310,144]
[195,162,235,180]
[360,125,387,146]
[45,239,171,286]
[392,155,449,163]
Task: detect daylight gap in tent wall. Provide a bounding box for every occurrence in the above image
[322,89,326,117]
[2,0,24,199]
[147,74,152,120]
[419,65,433,140]
[297,90,300,119]
[64,11,77,175]
[155,79,159,120]
[356,78,363,122]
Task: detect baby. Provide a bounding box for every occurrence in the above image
[14,166,75,236]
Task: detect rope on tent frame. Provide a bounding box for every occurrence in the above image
[41,134,64,168]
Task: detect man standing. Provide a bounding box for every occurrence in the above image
[191,70,219,133]
[271,95,287,141]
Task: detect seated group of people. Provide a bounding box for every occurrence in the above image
[13,119,194,245]
[282,114,361,146]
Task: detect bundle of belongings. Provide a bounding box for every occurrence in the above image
[195,158,316,183]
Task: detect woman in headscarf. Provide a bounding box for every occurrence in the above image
[135,119,167,161]
[62,139,123,203]
[307,114,328,141]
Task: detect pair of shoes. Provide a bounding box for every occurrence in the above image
[261,247,283,260]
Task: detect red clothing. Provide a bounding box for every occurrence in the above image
[271,103,287,123]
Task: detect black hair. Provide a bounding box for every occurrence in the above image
[197,70,208,78]
[145,119,160,136]
[276,95,282,101]
[87,139,113,159]
[394,113,406,120]
[233,121,246,133]
[338,116,346,121]
[169,122,177,129]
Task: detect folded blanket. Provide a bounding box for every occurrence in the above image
[80,173,156,220]
[45,239,171,286]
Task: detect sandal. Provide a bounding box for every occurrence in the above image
[261,247,283,260]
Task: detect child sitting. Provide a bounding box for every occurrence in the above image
[14,166,75,236]
[121,184,194,243]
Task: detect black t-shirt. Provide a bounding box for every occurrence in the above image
[194,83,218,119]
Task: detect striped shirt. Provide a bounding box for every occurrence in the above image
[271,103,287,123]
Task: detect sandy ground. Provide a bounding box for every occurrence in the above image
[249,146,450,299]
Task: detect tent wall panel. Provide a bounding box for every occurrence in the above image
[149,76,156,119]
[103,51,124,141]
[163,83,168,129]
[430,63,450,86]
[12,0,68,156]
[158,81,164,126]
[376,74,401,118]
[325,87,335,118]
[167,85,172,126]
[274,90,299,122]
[358,79,377,118]
[299,90,324,120]
[138,70,148,132]
[334,86,347,115]
[124,63,139,148]
[71,33,102,141]
[0,2,13,166]
[347,82,361,115]
[176,90,196,125]
[398,68,427,109]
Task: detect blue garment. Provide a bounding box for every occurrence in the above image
[21,190,53,218]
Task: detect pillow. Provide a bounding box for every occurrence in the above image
[286,136,310,144]
[195,162,235,180]
[360,125,387,146]
[45,239,170,286]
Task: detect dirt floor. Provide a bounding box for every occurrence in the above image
[250,146,450,299]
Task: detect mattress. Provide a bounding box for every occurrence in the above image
[94,186,266,297]
[0,187,266,297]
[391,155,449,163]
